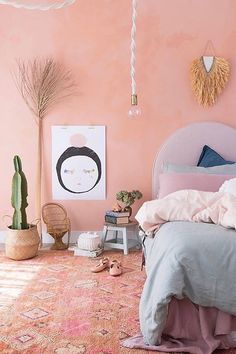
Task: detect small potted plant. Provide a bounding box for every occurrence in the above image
[116,190,142,218]
[5,156,40,260]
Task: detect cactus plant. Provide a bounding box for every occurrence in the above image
[11,155,29,230]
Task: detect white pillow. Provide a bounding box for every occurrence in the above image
[219,177,236,197]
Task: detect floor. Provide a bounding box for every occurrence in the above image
[0,246,235,354]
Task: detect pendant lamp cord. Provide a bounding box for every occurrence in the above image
[130,0,137,103]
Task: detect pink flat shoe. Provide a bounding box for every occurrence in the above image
[109,260,122,276]
[91,257,110,273]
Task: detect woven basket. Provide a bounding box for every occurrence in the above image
[5,224,40,261]
[77,232,101,251]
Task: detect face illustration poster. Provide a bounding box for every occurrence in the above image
[52,125,106,200]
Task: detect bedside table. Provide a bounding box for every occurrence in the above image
[102,221,141,255]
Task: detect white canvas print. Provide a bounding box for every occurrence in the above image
[52,126,106,200]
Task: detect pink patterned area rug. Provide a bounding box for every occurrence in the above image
[0,248,235,354]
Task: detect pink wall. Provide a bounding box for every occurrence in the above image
[1,0,236,231]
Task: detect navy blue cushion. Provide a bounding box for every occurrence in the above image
[197,145,235,167]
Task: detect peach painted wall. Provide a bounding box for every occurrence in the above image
[1,0,236,231]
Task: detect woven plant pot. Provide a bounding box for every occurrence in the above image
[5,224,40,261]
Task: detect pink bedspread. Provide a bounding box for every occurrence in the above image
[136,190,236,234]
[122,297,236,354]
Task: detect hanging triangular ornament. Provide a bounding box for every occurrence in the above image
[190,56,230,107]
[202,56,214,72]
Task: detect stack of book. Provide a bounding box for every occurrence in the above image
[74,247,103,257]
[105,210,130,224]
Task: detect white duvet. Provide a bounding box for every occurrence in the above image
[136,190,236,235]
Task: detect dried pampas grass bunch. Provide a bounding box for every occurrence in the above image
[190,56,230,107]
[14,58,76,121]
[14,58,76,237]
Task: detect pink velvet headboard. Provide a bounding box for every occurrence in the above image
[152,122,236,199]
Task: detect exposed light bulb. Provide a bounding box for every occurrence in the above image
[128,94,141,118]
[128,105,141,118]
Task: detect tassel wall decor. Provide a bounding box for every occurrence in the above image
[190,56,230,107]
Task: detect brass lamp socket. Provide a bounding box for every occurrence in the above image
[131,94,138,105]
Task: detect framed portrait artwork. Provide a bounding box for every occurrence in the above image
[52,125,106,200]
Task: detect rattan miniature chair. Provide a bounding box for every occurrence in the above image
[42,203,71,250]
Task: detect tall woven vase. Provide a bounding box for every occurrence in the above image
[5,225,40,261]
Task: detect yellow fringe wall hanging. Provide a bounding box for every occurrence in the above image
[190,56,230,107]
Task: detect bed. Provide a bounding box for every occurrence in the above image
[123,122,236,354]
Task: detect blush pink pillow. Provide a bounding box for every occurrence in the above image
[158,173,236,199]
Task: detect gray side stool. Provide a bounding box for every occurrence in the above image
[102,221,141,255]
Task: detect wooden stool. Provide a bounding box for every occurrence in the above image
[102,221,141,255]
